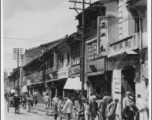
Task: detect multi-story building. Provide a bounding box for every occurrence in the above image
[107,0,147,118]
[42,33,82,98]
[76,0,119,98]
[22,38,63,103]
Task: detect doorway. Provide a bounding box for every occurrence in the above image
[121,66,135,99]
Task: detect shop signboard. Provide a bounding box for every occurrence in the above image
[109,34,139,56]
[112,70,122,118]
[58,68,69,79]
[112,70,121,100]
[87,57,105,73]
[97,16,108,56]
[71,65,80,75]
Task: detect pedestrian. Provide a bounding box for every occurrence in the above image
[90,96,98,120]
[136,94,145,120]
[103,92,112,120]
[90,91,97,103]
[78,99,84,120]
[26,95,31,112]
[61,94,73,120]
[53,95,59,105]
[121,96,138,120]
[58,97,65,120]
[74,97,79,118]
[84,99,90,120]
[54,102,58,120]
[30,95,34,106]
[98,94,105,120]
[33,94,37,105]
[122,91,133,108]
[44,93,51,109]
[14,94,20,114]
[106,98,119,120]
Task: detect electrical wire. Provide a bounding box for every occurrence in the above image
[3,13,146,42]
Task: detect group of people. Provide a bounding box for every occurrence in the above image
[5,92,38,113]
[43,91,148,120]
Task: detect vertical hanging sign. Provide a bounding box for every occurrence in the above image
[97,16,108,56]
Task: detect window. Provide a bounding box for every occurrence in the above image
[87,40,97,60]
[71,43,80,66]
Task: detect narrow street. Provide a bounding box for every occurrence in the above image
[4,102,54,120]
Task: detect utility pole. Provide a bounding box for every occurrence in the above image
[13,48,23,95]
[69,0,91,96]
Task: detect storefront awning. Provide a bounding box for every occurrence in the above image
[108,50,137,58]
[27,81,42,86]
[64,77,87,90]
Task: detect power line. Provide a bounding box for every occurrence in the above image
[3,14,146,42]
[24,13,147,70]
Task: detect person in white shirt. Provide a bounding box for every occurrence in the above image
[53,95,58,105]
[122,91,132,108]
[61,95,73,120]
[44,93,50,109]
[136,94,145,120]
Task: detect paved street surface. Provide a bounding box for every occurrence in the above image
[4,102,54,120]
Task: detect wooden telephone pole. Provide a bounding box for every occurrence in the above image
[69,0,91,96]
[13,48,23,95]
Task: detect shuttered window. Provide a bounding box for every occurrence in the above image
[87,40,97,60]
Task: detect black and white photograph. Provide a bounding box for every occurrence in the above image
[1,0,150,120]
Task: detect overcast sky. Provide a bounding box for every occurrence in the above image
[2,0,99,75]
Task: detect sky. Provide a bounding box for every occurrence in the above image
[2,0,99,75]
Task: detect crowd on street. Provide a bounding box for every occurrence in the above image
[43,91,149,120]
[4,90,149,120]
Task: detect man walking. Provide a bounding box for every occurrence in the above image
[61,95,73,120]
[122,96,138,120]
[103,92,112,120]
[106,98,119,120]
[98,94,105,120]
[122,91,132,108]
[90,96,98,120]
[44,93,51,109]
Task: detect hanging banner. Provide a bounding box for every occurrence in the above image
[112,70,121,100]
[112,70,122,119]
[97,16,108,56]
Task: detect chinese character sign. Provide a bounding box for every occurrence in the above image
[97,16,108,56]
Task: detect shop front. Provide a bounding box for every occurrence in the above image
[57,67,69,97]
[86,57,111,96]
[45,67,58,98]
[25,71,45,103]
[63,65,87,98]
[108,33,140,118]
